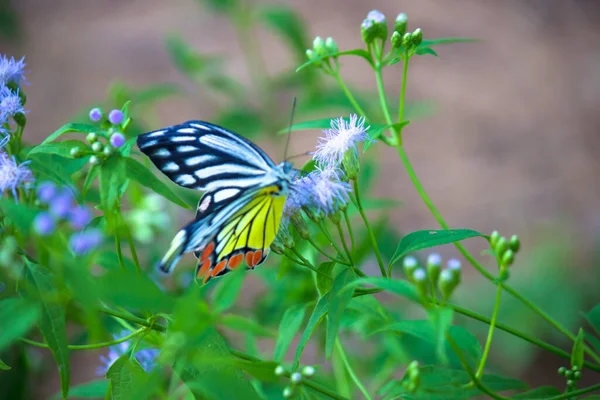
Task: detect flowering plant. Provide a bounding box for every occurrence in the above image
[1,4,600,400]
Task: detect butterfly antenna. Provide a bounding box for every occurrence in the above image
[284,97,297,161]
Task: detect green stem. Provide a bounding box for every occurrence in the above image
[374,65,394,133]
[98,306,167,333]
[307,235,351,266]
[335,221,353,264]
[333,72,368,117]
[21,328,146,350]
[546,383,600,400]
[352,179,387,277]
[118,211,141,275]
[343,210,356,254]
[335,338,372,400]
[475,284,502,378]
[290,247,332,279]
[319,222,350,264]
[114,224,126,271]
[397,56,409,125]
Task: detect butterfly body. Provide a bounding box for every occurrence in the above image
[137,121,293,283]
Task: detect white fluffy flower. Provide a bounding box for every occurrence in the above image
[313,114,370,168]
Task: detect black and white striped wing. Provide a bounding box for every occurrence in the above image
[136,121,276,203]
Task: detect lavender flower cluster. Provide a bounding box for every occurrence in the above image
[0,54,34,198]
[33,181,103,255]
[282,114,371,225]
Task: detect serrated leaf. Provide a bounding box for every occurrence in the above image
[258,6,307,55]
[124,157,191,209]
[27,140,92,159]
[294,295,329,369]
[326,268,355,358]
[24,260,70,399]
[391,229,486,265]
[42,123,100,145]
[274,304,307,362]
[316,262,336,296]
[106,355,147,400]
[296,48,372,72]
[50,379,108,399]
[415,47,438,57]
[220,314,275,337]
[571,327,585,370]
[212,267,246,313]
[0,298,40,351]
[513,386,562,399]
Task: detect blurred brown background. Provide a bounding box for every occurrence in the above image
[3,0,600,397]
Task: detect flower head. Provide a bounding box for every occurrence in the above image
[0,144,34,198]
[367,10,386,24]
[0,55,27,85]
[313,114,370,168]
[108,109,124,125]
[309,167,350,214]
[97,330,158,375]
[34,212,55,236]
[69,205,93,230]
[37,181,57,203]
[49,189,74,218]
[69,229,103,255]
[0,85,25,120]
[110,132,125,148]
[89,107,103,122]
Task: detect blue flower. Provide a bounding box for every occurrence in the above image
[367,10,386,24]
[97,330,158,376]
[0,55,27,85]
[0,85,25,121]
[108,109,124,125]
[0,138,34,198]
[313,114,370,168]
[49,189,74,218]
[89,107,103,122]
[69,205,93,230]
[69,229,103,255]
[33,212,55,236]
[36,181,57,203]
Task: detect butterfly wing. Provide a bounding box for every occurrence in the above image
[137,120,276,206]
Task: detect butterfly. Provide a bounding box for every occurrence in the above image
[137,121,294,283]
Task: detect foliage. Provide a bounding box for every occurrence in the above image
[1,3,600,400]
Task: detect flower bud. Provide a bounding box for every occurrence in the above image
[291,214,310,240]
[341,148,360,180]
[86,132,98,144]
[567,380,575,387]
[574,371,581,380]
[412,268,428,297]
[439,269,459,300]
[489,230,500,248]
[279,228,296,249]
[313,36,327,57]
[89,107,103,122]
[558,366,567,376]
[103,145,114,157]
[108,109,124,125]
[110,132,126,148]
[391,31,403,49]
[403,256,418,280]
[89,155,100,166]
[270,239,286,255]
[366,10,388,40]
[92,141,103,153]
[302,365,315,377]
[70,146,81,158]
[291,372,302,384]
[509,234,520,253]
[412,28,423,46]
[303,206,324,224]
[394,13,408,36]
[361,18,377,44]
[325,37,339,54]
[329,210,342,225]
[306,49,318,62]
[501,249,514,267]
[13,112,26,127]
[283,387,293,398]
[274,365,285,376]
[427,253,441,285]
[494,236,508,257]
[402,32,413,49]
[565,370,573,379]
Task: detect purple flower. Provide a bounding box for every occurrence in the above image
[0,85,25,120]
[108,109,124,125]
[110,132,125,148]
[447,259,461,271]
[361,18,374,30]
[69,205,92,230]
[69,229,103,255]
[313,114,371,168]
[413,268,426,282]
[367,10,386,23]
[0,55,27,85]
[97,330,158,376]
[49,190,74,218]
[403,256,418,268]
[427,253,442,267]
[36,181,57,203]
[33,212,55,236]
[0,142,34,198]
[89,108,103,122]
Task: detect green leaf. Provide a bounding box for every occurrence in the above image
[326,268,355,358]
[415,47,438,57]
[513,386,562,399]
[428,307,453,364]
[258,6,307,55]
[42,123,99,145]
[106,355,147,400]
[212,268,246,313]
[27,140,92,159]
[234,359,280,383]
[99,155,129,218]
[50,379,108,399]
[0,298,40,351]
[584,304,600,335]
[294,295,329,369]
[348,277,420,302]
[124,157,191,209]
[363,121,410,151]
[24,260,70,399]
[391,229,487,265]
[27,154,88,188]
[173,328,261,400]
[571,327,585,370]
[316,261,336,296]
[0,199,37,234]
[0,358,10,370]
[420,37,478,47]
[220,314,275,337]
[273,304,307,362]
[165,33,215,78]
[296,49,372,72]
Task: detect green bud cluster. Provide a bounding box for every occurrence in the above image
[305,36,340,73]
[80,131,115,165]
[389,12,423,56]
[402,361,420,392]
[276,365,316,399]
[558,365,582,389]
[403,254,461,300]
[489,231,520,271]
[341,147,360,180]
